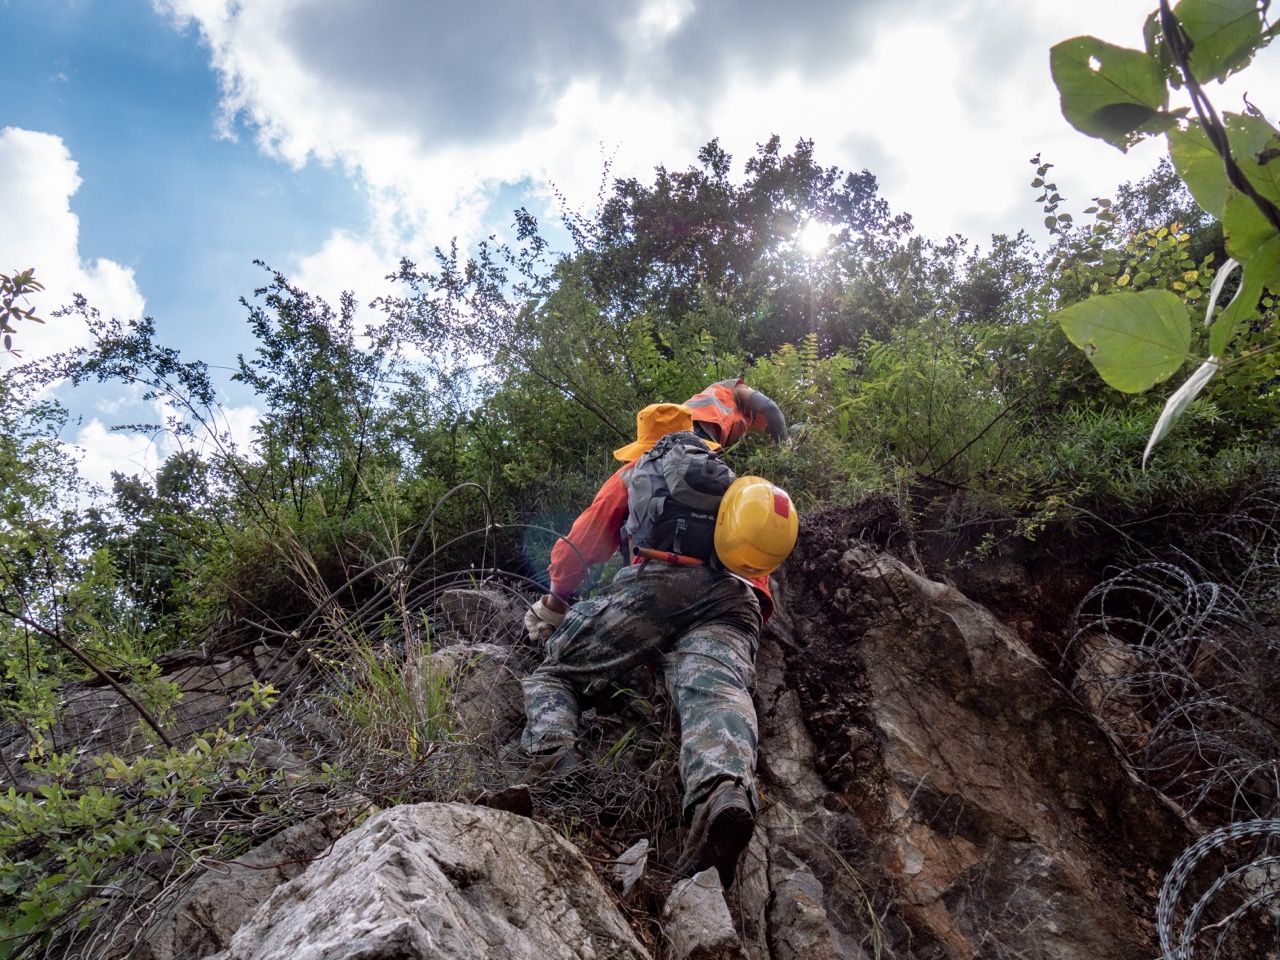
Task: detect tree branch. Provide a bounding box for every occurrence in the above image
[0,607,175,747]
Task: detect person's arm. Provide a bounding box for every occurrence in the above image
[734,383,788,443]
[545,467,631,608]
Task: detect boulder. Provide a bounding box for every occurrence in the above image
[107,809,358,960]
[433,587,526,646]
[663,868,744,960]
[739,544,1268,959]
[210,803,648,960]
[429,642,526,744]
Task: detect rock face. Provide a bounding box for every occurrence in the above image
[0,645,307,789]
[66,535,1274,959]
[0,657,258,784]
[209,803,649,960]
[112,810,357,960]
[739,542,1267,959]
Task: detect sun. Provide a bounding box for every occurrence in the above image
[797,220,833,258]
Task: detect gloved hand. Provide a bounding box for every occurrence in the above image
[524,596,566,643]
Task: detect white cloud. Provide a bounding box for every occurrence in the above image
[157,0,1280,309]
[0,128,145,362]
[291,228,398,324]
[66,400,261,497]
[216,403,262,458]
[69,419,165,494]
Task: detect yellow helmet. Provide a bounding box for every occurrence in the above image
[714,476,799,578]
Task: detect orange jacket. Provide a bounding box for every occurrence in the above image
[548,461,774,622]
[685,379,767,449]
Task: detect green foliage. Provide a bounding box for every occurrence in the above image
[237,264,398,517]
[0,683,278,958]
[1171,112,1280,260]
[1053,214,1213,304]
[738,336,894,507]
[329,625,453,762]
[1050,36,1180,150]
[0,268,44,355]
[1050,1,1280,460]
[97,451,218,635]
[1174,0,1269,83]
[1018,399,1274,511]
[1055,289,1190,391]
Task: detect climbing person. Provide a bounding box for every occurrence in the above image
[685,378,788,450]
[520,401,798,887]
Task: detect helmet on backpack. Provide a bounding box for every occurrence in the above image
[714,476,799,578]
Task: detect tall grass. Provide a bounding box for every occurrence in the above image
[329,623,454,761]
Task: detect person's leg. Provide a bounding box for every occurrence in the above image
[664,615,760,819]
[661,574,761,886]
[521,567,674,755]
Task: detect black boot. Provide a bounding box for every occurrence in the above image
[674,781,755,887]
[521,746,584,785]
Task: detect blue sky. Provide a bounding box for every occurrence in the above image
[5,0,1270,491]
[7,0,365,378]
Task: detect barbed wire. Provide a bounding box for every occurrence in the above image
[1065,479,1280,959]
[1156,819,1280,960]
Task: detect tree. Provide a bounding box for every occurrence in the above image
[235,264,396,517]
[102,451,215,628]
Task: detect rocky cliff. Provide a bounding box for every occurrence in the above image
[10,509,1277,960]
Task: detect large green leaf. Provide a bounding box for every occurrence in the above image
[1210,233,1280,354]
[1175,113,1280,259]
[1174,0,1263,82]
[1055,290,1191,392]
[1144,10,1180,84]
[1168,123,1228,217]
[1222,187,1279,259]
[1226,112,1280,208]
[1050,37,1174,150]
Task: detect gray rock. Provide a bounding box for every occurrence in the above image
[210,802,648,960]
[434,587,524,642]
[767,852,842,960]
[613,838,650,900]
[1072,630,1150,745]
[429,642,526,744]
[107,809,357,960]
[663,868,744,960]
[0,657,261,784]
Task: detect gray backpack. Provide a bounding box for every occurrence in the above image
[622,431,736,562]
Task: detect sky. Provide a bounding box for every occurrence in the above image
[3,0,1277,493]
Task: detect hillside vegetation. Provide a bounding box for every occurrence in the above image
[2,126,1278,960]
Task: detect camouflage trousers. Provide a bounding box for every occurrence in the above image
[522,561,762,820]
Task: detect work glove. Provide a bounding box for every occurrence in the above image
[524,597,566,644]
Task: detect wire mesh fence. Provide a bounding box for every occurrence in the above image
[1,483,687,959]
